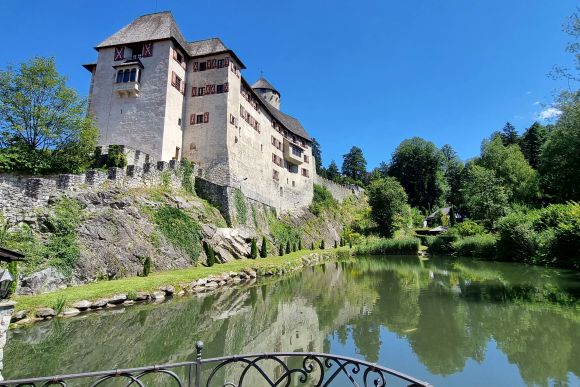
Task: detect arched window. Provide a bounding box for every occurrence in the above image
[116,70,123,83]
[130,68,136,82]
[123,69,130,83]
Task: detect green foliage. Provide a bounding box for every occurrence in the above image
[499,122,519,146]
[53,296,66,315]
[440,144,465,209]
[310,242,315,250]
[142,256,152,276]
[160,171,172,189]
[286,241,291,255]
[367,177,408,237]
[463,164,509,228]
[45,197,84,276]
[334,240,338,248]
[250,238,258,259]
[353,237,420,255]
[341,146,367,183]
[106,145,127,168]
[326,160,340,181]
[496,211,539,262]
[279,244,284,256]
[388,137,448,210]
[181,159,195,194]
[127,290,138,300]
[268,213,301,251]
[539,93,580,202]
[152,205,201,264]
[260,236,268,258]
[311,137,323,173]
[320,240,325,249]
[427,232,459,254]
[478,136,538,203]
[0,57,98,174]
[520,122,547,169]
[8,261,17,296]
[449,206,456,227]
[310,184,338,215]
[452,234,497,258]
[298,239,302,251]
[234,188,248,225]
[450,220,486,237]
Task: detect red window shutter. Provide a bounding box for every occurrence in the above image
[180,82,185,95]
[191,87,197,97]
[172,48,177,61]
[142,43,153,57]
[203,112,209,123]
[190,114,195,125]
[114,47,124,61]
[171,71,176,86]
[193,62,199,72]
[207,60,212,69]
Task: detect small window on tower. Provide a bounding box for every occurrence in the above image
[196,114,204,124]
[198,87,205,96]
[129,68,137,82]
[199,62,207,71]
[216,84,224,94]
[116,71,123,83]
[178,118,182,126]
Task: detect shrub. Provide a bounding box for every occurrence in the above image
[298,239,302,250]
[334,240,338,249]
[260,236,268,258]
[279,244,284,256]
[160,171,172,188]
[234,189,247,225]
[127,290,138,300]
[427,232,459,254]
[181,159,195,194]
[320,240,325,249]
[286,241,291,254]
[53,296,66,315]
[310,184,337,215]
[310,242,315,250]
[496,211,539,262]
[142,256,151,276]
[250,238,258,259]
[367,177,408,237]
[7,261,17,296]
[453,234,497,258]
[537,202,580,269]
[353,237,420,255]
[451,220,486,237]
[202,241,215,267]
[106,145,127,168]
[152,205,201,264]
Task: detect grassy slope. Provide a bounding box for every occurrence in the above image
[13,249,337,312]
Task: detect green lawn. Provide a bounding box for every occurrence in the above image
[12,250,335,312]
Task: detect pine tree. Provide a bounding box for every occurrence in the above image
[279,244,284,256]
[293,244,297,252]
[520,122,548,169]
[334,240,338,248]
[326,160,340,181]
[499,122,519,146]
[298,239,302,250]
[320,240,325,249]
[286,241,291,254]
[207,246,215,266]
[260,236,268,258]
[449,206,457,227]
[310,242,315,250]
[250,238,258,259]
[143,257,151,276]
[342,146,367,183]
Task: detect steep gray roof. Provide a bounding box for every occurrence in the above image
[254,92,311,141]
[252,77,278,93]
[186,38,228,56]
[96,11,188,52]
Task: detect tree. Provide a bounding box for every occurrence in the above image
[286,241,291,254]
[142,256,152,276]
[279,244,284,256]
[311,137,323,174]
[389,137,447,211]
[320,240,325,249]
[342,146,367,183]
[326,160,340,181]
[539,93,580,202]
[463,165,509,228]
[298,239,302,250]
[440,144,465,208]
[0,57,98,174]
[367,177,408,237]
[478,136,538,203]
[260,236,268,258]
[250,238,258,259]
[520,122,548,169]
[499,122,519,146]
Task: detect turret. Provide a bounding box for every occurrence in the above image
[251,77,280,110]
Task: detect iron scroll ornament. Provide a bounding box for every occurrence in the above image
[0,341,433,387]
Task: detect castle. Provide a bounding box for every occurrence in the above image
[83,12,314,214]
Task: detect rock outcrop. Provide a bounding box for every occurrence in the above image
[17,267,67,295]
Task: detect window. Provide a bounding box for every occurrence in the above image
[116,70,123,83]
[171,71,182,91]
[304,155,309,163]
[217,59,224,68]
[198,87,205,96]
[292,181,295,187]
[229,114,238,126]
[196,114,204,124]
[291,145,302,157]
[301,168,310,177]
[129,68,137,82]
[288,163,298,173]
[273,169,279,181]
[123,69,130,82]
[199,62,207,71]
[178,118,182,126]
[216,84,224,94]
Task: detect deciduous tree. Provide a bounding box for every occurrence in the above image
[367,177,408,237]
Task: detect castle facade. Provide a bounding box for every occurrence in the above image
[83,12,314,214]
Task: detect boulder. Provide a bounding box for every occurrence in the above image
[206,282,219,289]
[151,291,165,300]
[72,300,92,311]
[10,310,27,323]
[62,308,80,317]
[90,299,109,309]
[108,294,127,305]
[244,269,257,278]
[201,226,254,262]
[123,300,135,306]
[35,308,56,319]
[134,292,150,301]
[160,285,175,295]
[17,267,67,295]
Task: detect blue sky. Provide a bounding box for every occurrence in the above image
[0,0,576,169]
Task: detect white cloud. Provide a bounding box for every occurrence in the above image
[538,107,562,120]
[533,101,541,106]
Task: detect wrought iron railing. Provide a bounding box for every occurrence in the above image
[1,341,433,387]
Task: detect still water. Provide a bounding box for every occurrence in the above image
[4,256,580,386]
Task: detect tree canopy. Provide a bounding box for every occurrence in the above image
[0,57,98,174]
[311,137,323,174]
[520,122,548,169]
[367,177,408,237]
[342,146,367,183]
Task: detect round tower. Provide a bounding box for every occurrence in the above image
[251,77,280,110]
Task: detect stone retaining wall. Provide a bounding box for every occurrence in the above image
[313,174,364,202]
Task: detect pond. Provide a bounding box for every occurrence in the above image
[3,256,580,386]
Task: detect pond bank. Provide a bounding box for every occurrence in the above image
[9,249,349,327]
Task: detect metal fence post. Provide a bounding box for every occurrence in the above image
[195,341,204,387]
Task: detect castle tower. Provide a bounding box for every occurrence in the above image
[251,77,280,110]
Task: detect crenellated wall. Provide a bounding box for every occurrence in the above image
[313,174,364,202]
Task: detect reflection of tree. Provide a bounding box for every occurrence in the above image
[351,319,381,362]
